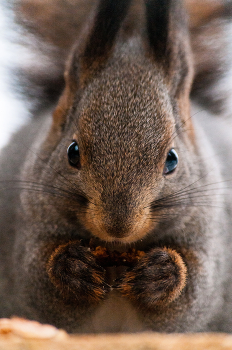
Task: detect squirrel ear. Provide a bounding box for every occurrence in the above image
[145,0,193,97]
[67,0,132,88]
[82,0,132,71]
[51,0,133,129]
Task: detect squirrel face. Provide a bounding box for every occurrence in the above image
[22,1,195,245]
[25,43,195,245]
[68,56,175,242]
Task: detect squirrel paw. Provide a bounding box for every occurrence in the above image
[46,241,109,306]
[119,248,187,309]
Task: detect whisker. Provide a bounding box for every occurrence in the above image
[150,176,232,209]
[151,190,227,203]
[28,147,84,193]
[15,138,96,206]
[0,180,89,207]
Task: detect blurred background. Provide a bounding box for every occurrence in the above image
[0,3,29,149]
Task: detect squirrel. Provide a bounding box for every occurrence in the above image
[0,0,232,333]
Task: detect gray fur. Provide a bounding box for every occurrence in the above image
[0,0,232,333]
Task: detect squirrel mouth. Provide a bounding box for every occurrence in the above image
[83,237,146,267]
[82,238,146,285]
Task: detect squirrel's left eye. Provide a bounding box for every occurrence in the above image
[163,149,178,175]
[67,141,80,168]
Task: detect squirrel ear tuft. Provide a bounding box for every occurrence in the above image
[81,0,132,73]
[145,0,193,97]
[67,0,132,88]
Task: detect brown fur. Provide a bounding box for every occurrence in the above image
[12,0,232,112]
[186,0,229,28]
[0,0,232,334]
[46,241,109,305]
[119,248,187,307]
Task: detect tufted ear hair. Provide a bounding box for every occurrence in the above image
[145,0,193,97]
[67,0,133,87]
[50,0,133,133]
[82,0,132,69]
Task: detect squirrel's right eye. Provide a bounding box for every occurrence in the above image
[163,148,178,175]
[67,141,80,168]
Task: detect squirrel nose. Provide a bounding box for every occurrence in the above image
[101,194,137,239]
[83,196,154,243]
[103,217,132,239]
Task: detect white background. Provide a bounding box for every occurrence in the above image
[0,4,29,149]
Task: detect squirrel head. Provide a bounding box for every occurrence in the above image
[31,0,195,243]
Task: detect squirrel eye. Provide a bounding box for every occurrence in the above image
[67,141,80,168]
[163,149,178,175]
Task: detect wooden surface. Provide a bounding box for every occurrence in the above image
[0,318,232,350]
